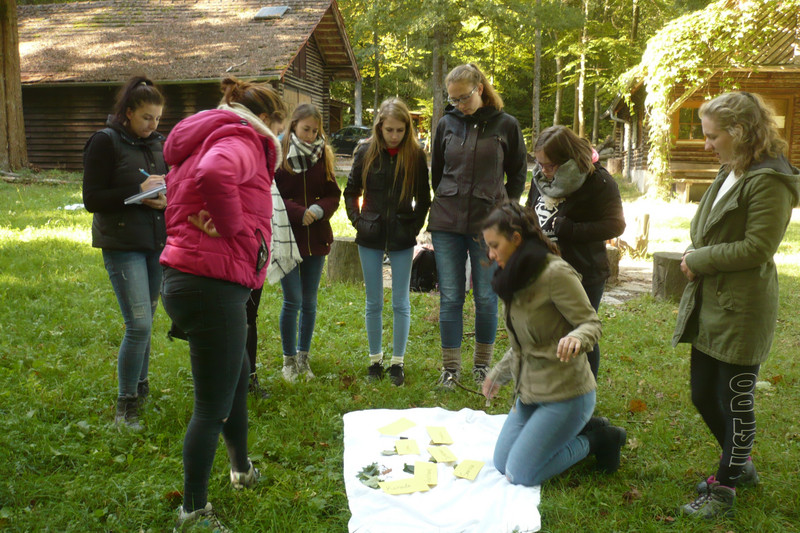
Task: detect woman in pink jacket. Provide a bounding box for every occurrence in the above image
[160,76,286,531]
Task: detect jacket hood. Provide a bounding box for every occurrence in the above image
[748,154,800,207]
[444,104,502,123]
[164,109,274,169]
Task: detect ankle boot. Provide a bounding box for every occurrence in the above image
[296,351,314,379]
[114,395,142,430]
[586,425,626,473]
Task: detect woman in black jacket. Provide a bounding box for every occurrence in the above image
[344,98,431,386]
[525,125,625,378]
[82,75,168,429]
[429,63,527,389]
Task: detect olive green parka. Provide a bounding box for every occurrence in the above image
[672,155,800,365]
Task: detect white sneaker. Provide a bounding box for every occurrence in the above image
[282,356,299,383]
[230,459,260,490]
[174,502,228,532]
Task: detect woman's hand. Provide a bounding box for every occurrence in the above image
[188,209,220,237]
[142,192,166,210]
[302,209,318,226]
[681,251,696,281]
[140,174,165,192]
[557,335,583,362]
[482,377,501,399]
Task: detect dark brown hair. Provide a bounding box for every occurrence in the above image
[482,201,560,255]
[219,76,287,126]
[534,125,594,174]
[112,75,165,126]
[445,63,504,111]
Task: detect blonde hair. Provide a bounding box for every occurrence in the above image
[445,63,504,111]
[219,76,287,126]
[280,103,336,181]
[699,92,787,176]
[360,98,423,202]
[534,125,594,174]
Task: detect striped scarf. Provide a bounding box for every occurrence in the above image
[287,133,325,173]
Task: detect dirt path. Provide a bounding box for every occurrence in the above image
[603,257,653,305]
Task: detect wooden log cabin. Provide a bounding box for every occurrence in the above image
[610,5,799,201]
[16,0,360,170]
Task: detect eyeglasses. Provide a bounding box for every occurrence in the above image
[447,86,478,106]
[535,160,559,173]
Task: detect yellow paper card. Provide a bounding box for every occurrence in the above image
[395,439,420,455]
[426,426,454,445]
[427,446,457,463]
[454,460,485,481]
[378,477,430,495]
[414,461,438,486]
[378,417,416,436]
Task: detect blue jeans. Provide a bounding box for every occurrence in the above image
[431,231,498,349]
[358,246,413,358]
[279,255,326,355]
[494,391,596,487]
[161,268,251,512]
[582,281,605,378]
[102,249,162,397]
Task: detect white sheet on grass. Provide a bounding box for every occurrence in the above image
[343,407,541,533]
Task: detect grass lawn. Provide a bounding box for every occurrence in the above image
[1,172,799,532]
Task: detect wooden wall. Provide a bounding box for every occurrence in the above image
[22,82,221,170]
[282,34,334,134]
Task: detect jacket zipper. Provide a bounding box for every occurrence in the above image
[384,153,397,252]
[303,170,311,256]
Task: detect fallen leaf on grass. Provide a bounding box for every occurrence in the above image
[622,487,641,503]
[628,399,647,413]
[164,490,182,506]
[768,374,783,385]
[655,515,675,523]
[626,437,641,450]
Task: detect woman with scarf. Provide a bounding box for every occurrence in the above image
[481,202,626,487]
[161,76,286,531]
[344,97,431,386]
[525,125,625,379]
[274,103,341,382]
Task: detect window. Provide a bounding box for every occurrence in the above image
[677,107,703,141]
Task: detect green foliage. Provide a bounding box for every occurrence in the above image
[623,0,800,195]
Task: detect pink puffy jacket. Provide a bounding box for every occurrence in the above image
[160,109,277,289]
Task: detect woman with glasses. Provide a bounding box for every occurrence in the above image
[525,125,625,379]
[428,63,527,389]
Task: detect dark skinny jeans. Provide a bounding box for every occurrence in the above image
[161,267,251,512]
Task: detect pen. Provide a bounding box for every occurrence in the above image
[139,168,150,177]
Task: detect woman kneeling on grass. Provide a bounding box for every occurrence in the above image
[481,202,626,486]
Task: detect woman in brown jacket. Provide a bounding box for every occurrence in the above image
[481,202,626,487]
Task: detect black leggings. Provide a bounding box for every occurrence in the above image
[246,287,263,374]
[162,268,252,512]
[690,347,760,487]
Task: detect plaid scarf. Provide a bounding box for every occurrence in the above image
[287,133,325,173]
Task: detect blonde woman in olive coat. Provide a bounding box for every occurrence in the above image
[673,91,800,519]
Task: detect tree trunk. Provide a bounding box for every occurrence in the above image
[431,30,447,143]
[575,0,589,138]
[372,31,380,115]
[354,78,363,126]
[1,0,27,171]
[327,237,364,285]
[531,0,542,144]
[631,0,640,42]
[553,54,562,126]
[592,81,600,144]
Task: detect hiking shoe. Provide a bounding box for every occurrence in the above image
[367,362,384,381]
[681,480,735,519]
[137,379,150,405]
[388,364,405,386]
[174,502,229,532]
[282,356,299,383]
[248,373,270,399]
[296,351,315,379]
[230,459,260,490]
[437,368,459,390]
[115,394,142,431]
[579,416,610,435]
[472,365,489,386]
[696,460,758,493]
[589,425,626,474]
